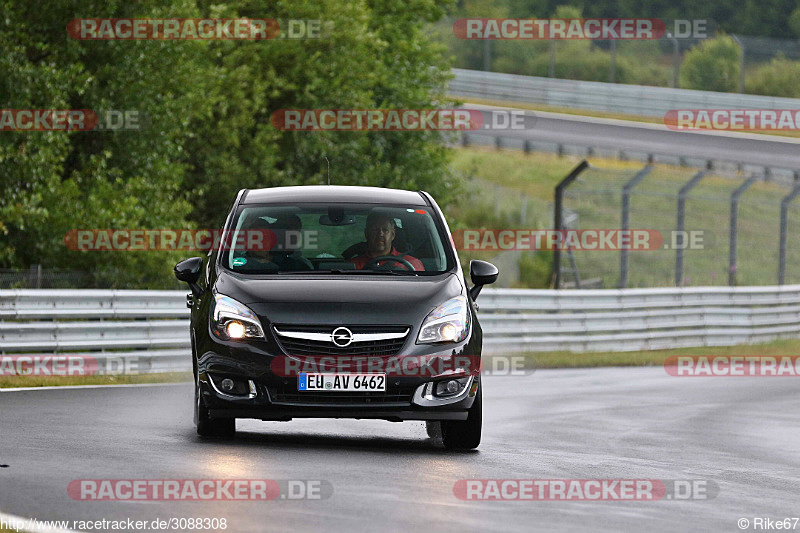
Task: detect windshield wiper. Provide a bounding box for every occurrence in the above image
[344,269,419,276]
[269,269,419,276]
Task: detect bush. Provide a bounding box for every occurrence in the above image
[516,251,553,288]
[745,54,800,97]
[680,35,742,92]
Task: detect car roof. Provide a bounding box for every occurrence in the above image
[241,185,428,206]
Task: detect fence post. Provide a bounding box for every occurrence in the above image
[732,35,745,94]
[778,184,800,285]
[609,40,617,83]
[670,36,680,88]
[28,264,42,289]
[520,196,528,225]
[619,165,652,288]
[553,160,589,289]
[675,170,707,286]
[729,174,758,286]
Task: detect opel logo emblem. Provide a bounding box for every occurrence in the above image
[331,327,353,347]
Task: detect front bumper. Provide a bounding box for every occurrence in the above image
[196,340,480,422]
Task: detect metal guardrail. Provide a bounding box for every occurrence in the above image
[0,290,190,374]
[2,287,800,372]
[450,68,800,118]
[479,286,800,353]
[450,69,800,181]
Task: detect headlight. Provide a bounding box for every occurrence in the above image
[211,294,265,341]
[417,296,470,344]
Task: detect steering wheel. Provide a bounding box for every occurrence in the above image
[364,255,416,271]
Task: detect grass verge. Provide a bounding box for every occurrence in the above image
[0,372,192,389]
[463,97,800,140]
[515,339,800,369]
[447,145,800,288]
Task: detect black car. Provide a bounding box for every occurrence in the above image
[174,185,497,449]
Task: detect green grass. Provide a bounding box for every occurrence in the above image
[0,372,192,389]
[446,146,800,288]
[517,338,800,369]
[463,96,800,140]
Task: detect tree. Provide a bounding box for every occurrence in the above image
[0,0,458,287]
[182,0,458,229]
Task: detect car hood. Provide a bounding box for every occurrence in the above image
[214,271,464,326]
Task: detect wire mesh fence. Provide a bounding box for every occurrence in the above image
[557,163,800,288]
[0,267,89,289]
[0,266,184,290]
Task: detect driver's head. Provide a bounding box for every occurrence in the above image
[271,214,302,255]
[364,213,396,257]
[245,217,273,261]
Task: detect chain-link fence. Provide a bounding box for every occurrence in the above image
[0,267,89,289]
[556,162,800,288]
[0,266,184,289]
[447,176,549,288]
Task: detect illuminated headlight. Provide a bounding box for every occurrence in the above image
[211,294,265,341]
[417,296,470,344]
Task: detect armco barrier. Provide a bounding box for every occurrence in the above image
[0,290,190,374]
[450,68,800,118]
[2,287,800,372]
[479,286,800,353]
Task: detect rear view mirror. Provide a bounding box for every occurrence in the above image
[319,207,356,226]
[469,260,498,301]
[174,257,203,297]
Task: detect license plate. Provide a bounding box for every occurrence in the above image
[298,373,386,392]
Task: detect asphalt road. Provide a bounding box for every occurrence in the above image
[465,106,800,172]
[1,368,799,532]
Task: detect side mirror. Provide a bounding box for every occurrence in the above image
[469,260,498,301]
[174,257,203,298]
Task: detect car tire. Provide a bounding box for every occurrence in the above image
[425,421,442,439]
[441,383,482,450]
[195,373,236,438]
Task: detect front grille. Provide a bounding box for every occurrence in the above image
[273,325,409,356]
[268,382,415,406]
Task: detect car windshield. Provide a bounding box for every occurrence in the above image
[219,203,453,275]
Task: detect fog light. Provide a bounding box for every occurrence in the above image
[220,378,235,392]
[434,376,469,397]
[226,321,246,339]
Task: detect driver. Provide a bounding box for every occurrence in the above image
[350,213,424,271]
